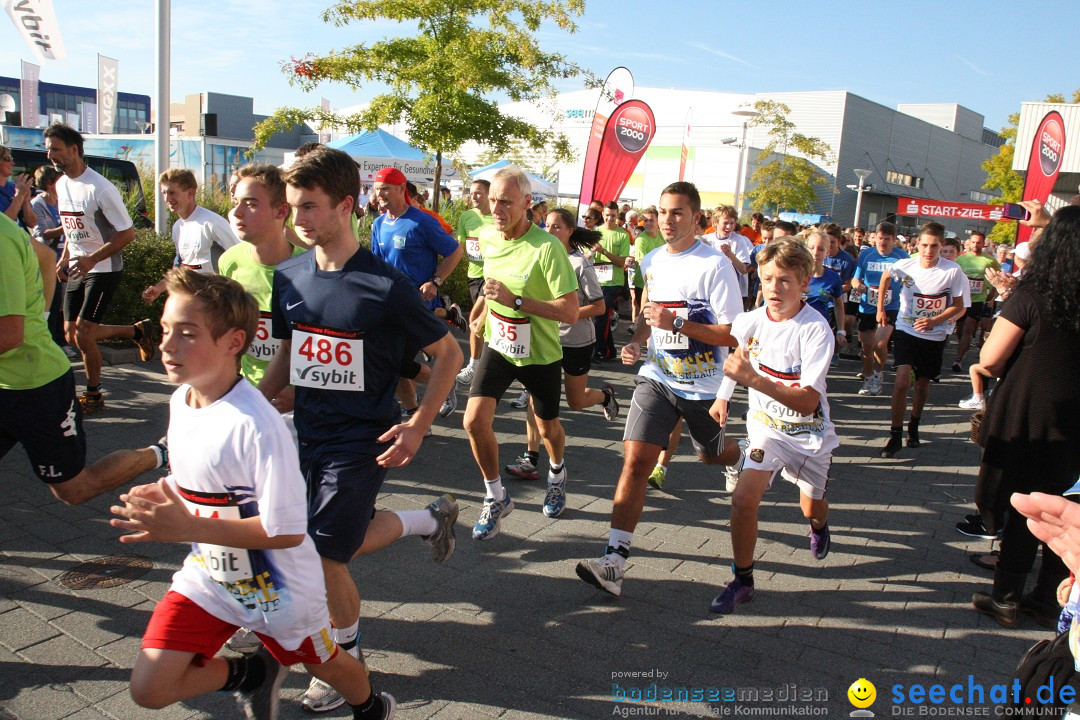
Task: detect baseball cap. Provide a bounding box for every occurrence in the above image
[1013,242,1032,261]
[375,167,407,185]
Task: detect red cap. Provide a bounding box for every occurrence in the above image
[375,167,407,185]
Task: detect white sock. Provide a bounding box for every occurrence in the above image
[548,462,565,483]
[608,528,633,556]
[972,392,984,401]
[469,357,479,369]
[395,509,438,538]
[485,477,505,501]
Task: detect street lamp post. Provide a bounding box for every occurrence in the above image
[155,0,170,235]
[732,109,759,215]
[852,168,872,229]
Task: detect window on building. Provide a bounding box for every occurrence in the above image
[969,190,996,204]
[886,170,923,189]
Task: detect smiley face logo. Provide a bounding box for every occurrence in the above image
[848,678,876,709]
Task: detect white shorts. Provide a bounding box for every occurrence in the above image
[742,433,832,500]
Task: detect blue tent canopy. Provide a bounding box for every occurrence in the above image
[325,129,458,182]
[470,159,557,197]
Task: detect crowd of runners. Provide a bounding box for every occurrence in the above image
[0,124,1055,719]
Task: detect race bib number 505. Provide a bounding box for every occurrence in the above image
[290,323,364,391]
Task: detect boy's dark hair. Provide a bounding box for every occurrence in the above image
[235,163,287,208]
[919,221,945,240]
[283,147,359,208]
[659,181,701,213]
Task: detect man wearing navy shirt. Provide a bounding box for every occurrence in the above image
[259,147,462,712]
[371,167,464,420]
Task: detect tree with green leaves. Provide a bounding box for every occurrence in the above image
[253,0,590,211]
[744,99,834,215]
[982,90,1080,245]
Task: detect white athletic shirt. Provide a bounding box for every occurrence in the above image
[719,303,838,454]
[165,379,328,650]
[172,205,239,271]
[56,167,133,274]
[701,231,754,297]
[639,239,743,400]
[888,257,968,342]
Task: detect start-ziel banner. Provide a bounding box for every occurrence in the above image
[895,197,1006,222]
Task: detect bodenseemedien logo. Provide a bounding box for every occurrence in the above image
[848,678,877,717]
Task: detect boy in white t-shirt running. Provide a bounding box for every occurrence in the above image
[710,238,839,614]
[110,269,395,720]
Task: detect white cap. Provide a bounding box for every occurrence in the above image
[1013,242,1032,261]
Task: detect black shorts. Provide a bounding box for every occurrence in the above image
[470,345,562,420]
[892,330,947,380]
[857,309,897,333]
[844,300,859,319]
[960,302,985,323]
[468,277,484,305]
[622,376,726,458]
[399,348,423,381]
[64,271,122,324]
[300,448,387,563]
[0,370,86,483]
[561,344,593,377]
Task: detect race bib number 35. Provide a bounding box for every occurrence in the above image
[247,312,280,362]
[489,310,531,359]
[291,323,364,391]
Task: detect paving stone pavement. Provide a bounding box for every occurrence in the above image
[0,337,1052,719]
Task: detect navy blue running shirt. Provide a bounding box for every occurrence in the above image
[271,247,448,452]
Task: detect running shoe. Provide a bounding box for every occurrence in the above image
[438,387,457,417]
[855,371,865,381]
[422,494,458,563]
[235,646,288,719]
[225,627,262,655]
[447,303,468,333]
[302,677,345,713]
[907,427,920,448]
[956,513,999,540]
[576,553,624,596]
[504,454,539,480]
[456,363,476,386]
[132,318,156,362]
[857,379,872,396]
[601,384,620,421]
[62,345,79,360]
[510,389,530,409]
[869,372,882,396]
[543,472,567,518]
[79,391,105,416]
[472,493,514,540]
[709,575,755,614]
[810,523,831,560]
[951,361,963,372]
[958,395,985,410]
[610,314,619,334]
[647,465,666,491]
[373,692,397,719]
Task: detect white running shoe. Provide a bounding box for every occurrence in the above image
[510,389,530,409]
[456,363,476,386]
[302,677,346,713]
[958,395,985,410]
[724,440,747,493]
[576,553,624,596]
[869,372,882,396]
[857,379,872,396]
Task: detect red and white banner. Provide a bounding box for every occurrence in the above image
[678,108,692,182]
[1017,110,1066,243]
[577,67,633,222]
[895,197,1006,222]
[4,0,65,61]
[592,100,657,205]
[19,59,38,128]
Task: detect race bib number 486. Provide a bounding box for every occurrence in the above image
[291,323,364,391]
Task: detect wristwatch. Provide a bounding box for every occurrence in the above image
[672,316,686,334]
[431,275,444,287]
[514,296,524,310]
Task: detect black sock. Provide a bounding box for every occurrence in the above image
[524,450,539,466]
[87,385,101,395]
[351,691,385,719]
[889,426,902,438]
[132,323,143,341]
[734,563,754,587]
[606,544,629,559]
[220,654,266,693]
[908,416,920,433]
[549,461,564,475]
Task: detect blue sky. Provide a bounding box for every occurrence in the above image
[2,0,1077,132]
